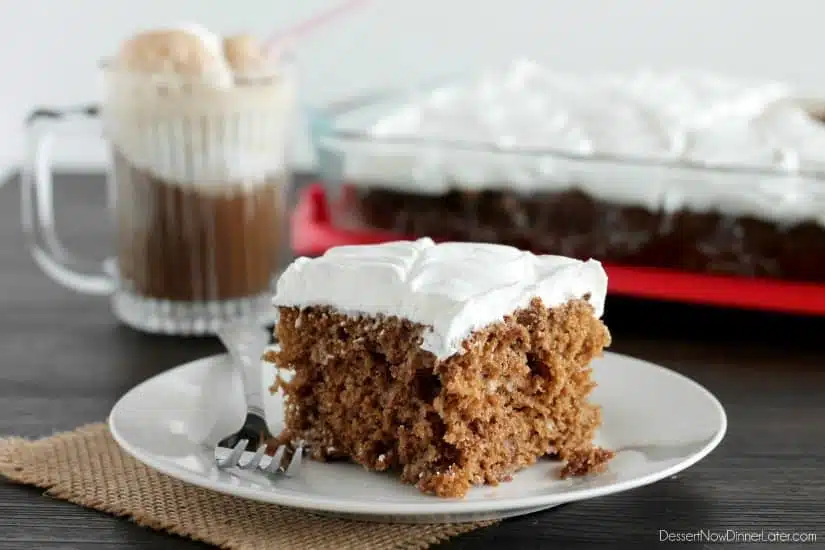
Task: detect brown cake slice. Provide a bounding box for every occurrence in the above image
[267,238,613,498]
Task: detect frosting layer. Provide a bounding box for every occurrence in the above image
[272,238,607,360]
[332,60,825,226]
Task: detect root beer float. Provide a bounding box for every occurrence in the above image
[103,24,295,303]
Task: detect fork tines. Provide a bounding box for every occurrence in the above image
[265,444,303,477]
[217,440,303,477]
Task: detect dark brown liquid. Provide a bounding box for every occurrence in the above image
[113,151,287,302]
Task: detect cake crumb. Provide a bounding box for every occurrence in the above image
[273,298,611,498]
[559,447,615,479]
[376,453,388,469]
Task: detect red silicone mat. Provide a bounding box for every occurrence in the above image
[292,184,825,316]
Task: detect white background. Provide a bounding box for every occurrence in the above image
[3,0,825,180]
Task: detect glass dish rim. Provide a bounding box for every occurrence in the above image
[312,79,825,183]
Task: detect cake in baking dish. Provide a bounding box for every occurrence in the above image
[266,238,613,498]
[332,61,825,282]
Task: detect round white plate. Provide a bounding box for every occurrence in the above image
[109,351,726,524]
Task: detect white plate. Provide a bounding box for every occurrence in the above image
[109,351,726,523]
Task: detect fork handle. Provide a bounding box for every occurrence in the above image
[241,336,268,419]
[246,392,265,418]
[220,324,270,418]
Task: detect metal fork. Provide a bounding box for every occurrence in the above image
[214,322,303,477]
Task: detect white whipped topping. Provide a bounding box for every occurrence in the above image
[175,22,234,88]
[272,238,607,360]
[333,60,825,226]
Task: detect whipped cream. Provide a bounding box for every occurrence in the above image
[175,23,234,88]
[272,238,607,360]
[333,60,825,226]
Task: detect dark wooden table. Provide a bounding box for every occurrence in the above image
[1,173,824,549]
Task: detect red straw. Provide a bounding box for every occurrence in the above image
[264,0,371,55]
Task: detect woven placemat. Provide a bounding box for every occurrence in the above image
[0,423,495,549]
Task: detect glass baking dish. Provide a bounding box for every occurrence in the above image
[309,72,825,283]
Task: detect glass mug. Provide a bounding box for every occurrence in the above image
[21,63,296,335]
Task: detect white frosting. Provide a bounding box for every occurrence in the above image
[272,238,607,360]
[331,60,825,226]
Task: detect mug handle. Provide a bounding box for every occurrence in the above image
[21,105,116,295]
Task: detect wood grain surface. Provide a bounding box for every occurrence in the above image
[0,174,823,549]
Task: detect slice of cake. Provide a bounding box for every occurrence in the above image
[267,238,613,498]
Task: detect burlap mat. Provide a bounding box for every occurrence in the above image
[0,423,495,549]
